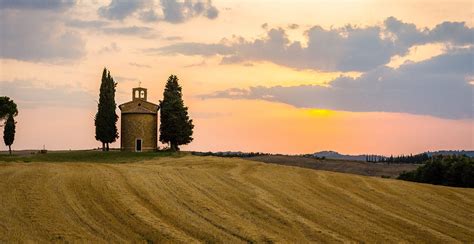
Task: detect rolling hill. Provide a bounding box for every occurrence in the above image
[0,155,473,242]
[248,155,419,178]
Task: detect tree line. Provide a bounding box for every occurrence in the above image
[94,68,193,151]
[398,155,474,188]
[377,153,430,164]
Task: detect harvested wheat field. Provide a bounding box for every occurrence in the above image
[0,155,473,243]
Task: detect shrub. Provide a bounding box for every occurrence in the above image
[397,155,473,188]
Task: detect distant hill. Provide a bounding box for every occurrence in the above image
[311,151,367,161]
[311,150,474,161]
[427,150,474,157]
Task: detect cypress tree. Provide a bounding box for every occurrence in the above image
[159,75,194,151]
[1,97,17,155]
[3,114,15,155]
[95,68,118,151]
[0,96,18,122]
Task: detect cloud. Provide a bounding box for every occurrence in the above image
[0,10,85,62]
[288,24,299,30]
[129,62,151,68]
[102,26,157,38]
[430,21,474,45]
[150,42,232,55]
[0,80,95,108]
[99,42,120,54]
[202,47,474,119]
[183,60,206,68]
[98,0,149,20]
[155,17,473,72]
[161,0,218,23]
[0,0,76,10]
[139,9,159,22]
[384,17,474,47]
[163,35,182,41]
[66,19,109,28]
[97,0,219,23]
[66,19,157,38]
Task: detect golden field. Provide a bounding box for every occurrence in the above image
[0,155,473,243]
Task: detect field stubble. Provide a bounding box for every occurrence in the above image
[0,156,473,243]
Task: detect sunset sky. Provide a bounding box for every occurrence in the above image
[0,0,473,155]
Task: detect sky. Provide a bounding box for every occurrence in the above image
[0,0,473,155]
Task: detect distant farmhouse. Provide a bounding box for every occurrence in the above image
[119,87,159,152]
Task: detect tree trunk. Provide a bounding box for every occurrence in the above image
[8,145,11,155]
[106,143,109,151]
[170,142,179,152]
[102,142,105,151]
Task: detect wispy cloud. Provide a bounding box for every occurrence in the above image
[163,36,183,41]
[102,26,157,38]
[0,80,95,108]
[66,19,158,38]
[129,62,152,68]
[98,42,121,54]
[183,60,206,68]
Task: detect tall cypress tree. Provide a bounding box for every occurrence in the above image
[3,114,15,155]
[0,96,18,122]
[1,97,17,155]
[159,75,194,151]
[95,68,118,151]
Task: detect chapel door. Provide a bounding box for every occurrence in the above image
[136,139,142,152]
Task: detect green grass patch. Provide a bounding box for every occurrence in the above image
[0,150,187,163]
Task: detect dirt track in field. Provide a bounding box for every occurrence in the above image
[0,156,473,243]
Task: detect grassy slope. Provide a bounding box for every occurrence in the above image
[0,154,473,243]
[0,150,181,163]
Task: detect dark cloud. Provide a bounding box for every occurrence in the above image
[0,0,76,10]
[97,0,219,23]
[161,0,219,23]
[384,17,474,47]
[0,80,95,108]
[139,9,159,22]
[430,21,474,45]
[202,48,474,119]
[155,17,473,72]
[0,11,85,61]
[205,5,218,19]
[98,0,149,20]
